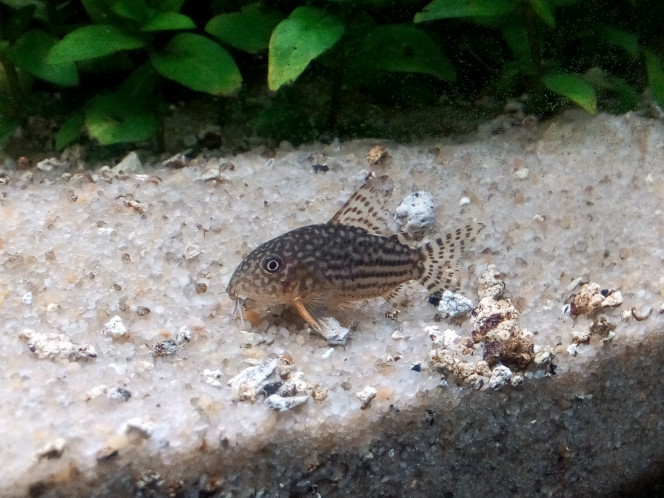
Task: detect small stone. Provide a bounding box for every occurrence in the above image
[102,316,127,338]
[175,327,191,344]
[37,438,66,460]
[162,153,188,169]
[85,385,108,400]
[459,196,471,206]
[395,191,436,233]
[152,339,179,356]
[124,418,153,439]
[201,168,220,181]
[366,145,389,166]
[19,329,97,361]
[137,306,151,316]
[318,317,350,345]
[489,365,512,390]
[123,199,145,214]
[113,151,142,174]
[513,168,529,179]
[184,242,202,260]
[108,387,132,401]
[36,158,67,172]
[356,386,377,409]
[266,394,309,412]
[203,369,224,388]
[227,359,278,402]
[391,330,409,341]
[21,292,32,305]
[321,347,334,359]
[438,290,474,318]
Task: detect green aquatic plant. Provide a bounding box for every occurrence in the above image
[0,0,663,152]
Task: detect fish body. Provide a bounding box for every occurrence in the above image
[227,176,483,332]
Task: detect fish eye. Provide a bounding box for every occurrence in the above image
[261,255,283,273]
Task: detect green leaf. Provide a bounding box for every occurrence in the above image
[501,23,532,63]
[8,29,79,86]
[414,0,515,22]
[597,26,639,58]
[118,64,156,100]
[529,0,555,28]
[0,0,46,21]
[86,93,158,145]
[354,25,455,81]
[150,0,185,12]
[206,3,283,53]
[80,0,116,24]
[56,110,85,150]
[268,6,345,91]
[142,12,196,31]
[5,5,36,43]
[150,33,242,95]
[0,114,20,149]
[643,49,664,108]
[48,25,146,63]
[112,0,150,22]
[541,72,597,114]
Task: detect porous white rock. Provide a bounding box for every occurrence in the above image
[394,191,436,232]
[203,369,224,388]
[489,365,512,390]
[227,359,278,401]
[438,290,474,318]
[266,394,309,412]
[101,316,127,338]
[18,329,97,361]
[356,386,377,409]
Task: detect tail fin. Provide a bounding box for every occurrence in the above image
[419,223,485,293]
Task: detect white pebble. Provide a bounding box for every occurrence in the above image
[113,151,142,173]
[318,317,350,345]
[321,347,334,359]
[124,417,153,439]
[356,386,377,408]
[101,316,127,338]
[266,394,309,412]
[227,359,278,401]
[203,369,224,388]
[513,168,529,179]
[489,365,512,390]
[18,329,97,361]
[459,196,471,206]
[21,292,32,305]
[438,290,474,317]
[394,191,436,232]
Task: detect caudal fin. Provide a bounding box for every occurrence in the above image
[419,223,485,293]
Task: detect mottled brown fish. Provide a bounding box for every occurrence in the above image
[227,176,483,333]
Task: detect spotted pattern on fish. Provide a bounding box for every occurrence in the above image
[227,176,484,333]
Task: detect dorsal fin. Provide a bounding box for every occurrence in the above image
[329,175,395,236]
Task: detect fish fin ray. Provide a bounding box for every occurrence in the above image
[292,294,327,333]
[384,283,415,308]
[329,175,395,236]
[419,223,485,293]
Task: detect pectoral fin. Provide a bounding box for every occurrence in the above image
[292,294,328,333]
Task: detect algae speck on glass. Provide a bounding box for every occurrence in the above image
[227,175,484,334]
